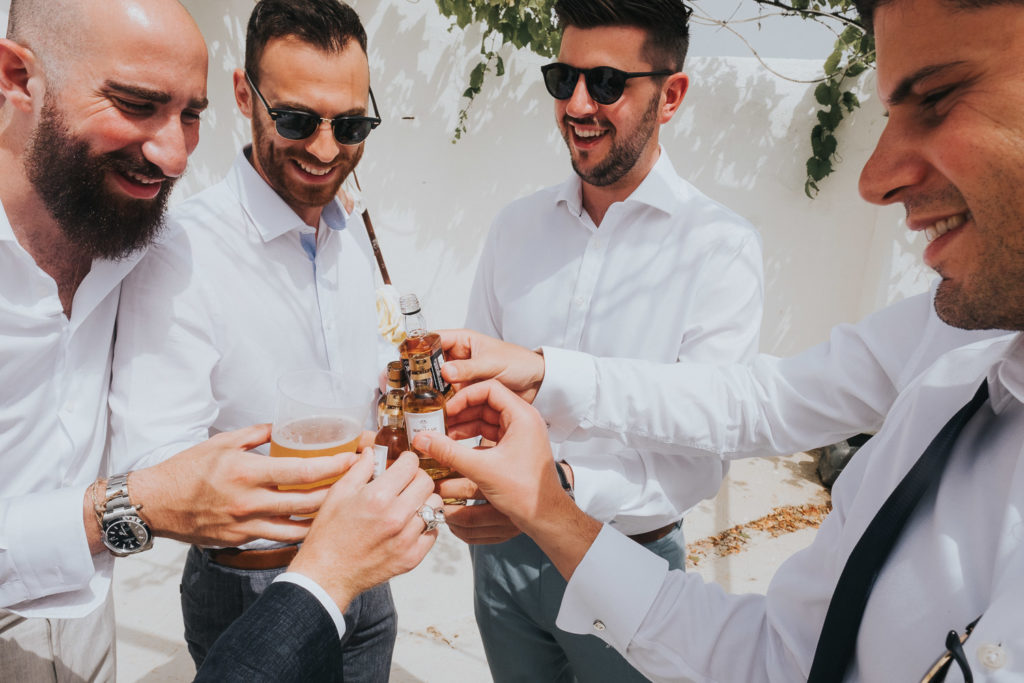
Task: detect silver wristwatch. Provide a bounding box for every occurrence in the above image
[101,474,153,556]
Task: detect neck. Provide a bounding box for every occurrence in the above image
[0,156,92,317]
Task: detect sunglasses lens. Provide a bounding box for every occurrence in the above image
[333,119,374,145]
[274,112,319,140]
[587,67,626,104]
[543,64,578,100]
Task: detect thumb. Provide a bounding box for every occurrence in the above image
[441,357,498,385]
[414,431,477,478]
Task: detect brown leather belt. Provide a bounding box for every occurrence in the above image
[207,545,298,571]
[628,522,677,546]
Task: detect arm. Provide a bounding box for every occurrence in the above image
[196,451,440,682]
[444,284,996,457]
[419,381,840,683]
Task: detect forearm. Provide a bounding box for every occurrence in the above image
[515,487,602,582]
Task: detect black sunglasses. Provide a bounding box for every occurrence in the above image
[541,62,674,105]
[245,71,381,145]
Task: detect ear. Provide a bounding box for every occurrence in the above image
[0,39,38,113]
[658,72,689,124]
[233,68,253,119]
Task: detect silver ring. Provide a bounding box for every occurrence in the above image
[418,504,445,532]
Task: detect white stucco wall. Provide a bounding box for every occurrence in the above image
[2,0,928,356]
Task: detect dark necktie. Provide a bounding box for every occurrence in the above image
[807,379,990,682]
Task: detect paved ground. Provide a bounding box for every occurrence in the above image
[114,451,830,682]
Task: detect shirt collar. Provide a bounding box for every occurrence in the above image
[990,332,1024,410]
[554,146,680,219]
[226,146,348,242]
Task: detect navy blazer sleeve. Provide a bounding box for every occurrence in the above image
[194,580,343,682]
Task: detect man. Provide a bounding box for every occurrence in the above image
[0,0,422,680]
[420,0,1024,679]
[445,1,763,679]
[109,0,395,676]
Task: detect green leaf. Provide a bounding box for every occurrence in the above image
[807,156,833,181]
[823,48,842,76]
[841,91,860,112]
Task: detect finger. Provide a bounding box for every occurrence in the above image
[442,380,530,425]
[437,328,475,360]
[260,451,360,487]
[246,517,316,544]
[446,420,502,443]
[371,451,424,497]
[358,430,376,450]
[437,477,483,500]
[215,423,274,450]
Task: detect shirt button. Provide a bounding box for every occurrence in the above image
[593,620,606,631]
[62,401,76,414]
[977,643,1007,670]
[574,297,585,307]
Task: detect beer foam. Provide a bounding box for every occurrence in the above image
[274,416,361,450]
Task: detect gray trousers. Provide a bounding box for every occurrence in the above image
[0,590,116,682]
[471,523,685,683]
[181,545,397,681]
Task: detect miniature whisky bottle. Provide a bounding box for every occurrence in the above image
[402,354,452,480]
[398,293,454,400]
[376,360,408,428]
[373,390,408,478]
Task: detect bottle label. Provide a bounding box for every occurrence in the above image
[430,349,453,396]
[405,408,446,445]
[372,444,388,479]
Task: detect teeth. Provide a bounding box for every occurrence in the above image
[572,125,605,139]
[298,162,332,176]
[924,212,970,242]
[126,171,161,185]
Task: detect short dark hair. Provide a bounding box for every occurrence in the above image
[245,0,367,83]
[554,0,692,71]
[854,0,1024,33]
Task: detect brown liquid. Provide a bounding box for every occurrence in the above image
[270,416,361,490]
[400,333,454,399]
[373,425,408,469]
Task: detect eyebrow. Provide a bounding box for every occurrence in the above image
[886,61,968,107]
[103,80,210,111]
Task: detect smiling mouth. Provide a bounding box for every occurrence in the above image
[296,161,334,177]
[570,123,608,141]
[924,211,971,242]
[121,170,164,186]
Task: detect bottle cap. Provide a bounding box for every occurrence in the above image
[386,361,407,385]
[399,293,421,315]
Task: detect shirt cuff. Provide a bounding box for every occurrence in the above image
[1,485,97,607]
[273,572,347,641]
[556,525,668,652]
[533,346,596,442]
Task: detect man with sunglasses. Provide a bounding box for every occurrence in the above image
[108,0,396,678]
[416,0,1024,680]
[440,1,763,681]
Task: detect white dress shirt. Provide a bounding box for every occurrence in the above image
[0,200,144,617]
[535,280,1006,458]
[557,332,1023,682]
[467,150,763,533]
[109,149,380,548]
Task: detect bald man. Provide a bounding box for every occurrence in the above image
[0,1,434,678]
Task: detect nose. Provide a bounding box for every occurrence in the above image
[141,116,195,179]
[565,74,598,119]
[858,116,927,206]
[306,120,341,163]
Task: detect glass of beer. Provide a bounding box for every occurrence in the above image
[270,369,369,492]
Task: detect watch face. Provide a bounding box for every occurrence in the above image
[104,517,150,553]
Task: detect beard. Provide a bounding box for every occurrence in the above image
[24,96,174,260]
[564,91,661,187]
[250,114,361,212]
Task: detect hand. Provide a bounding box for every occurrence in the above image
[438,329,545,402]
[289,450,439,611]
[438,478,521,545]
[131,424,358,547]
[413,381,601,580]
